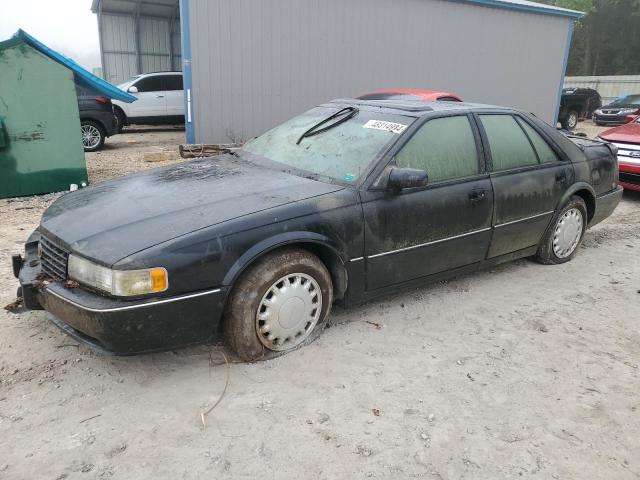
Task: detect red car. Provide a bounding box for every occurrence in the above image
[357,88,463,102]
[598,115,640,191]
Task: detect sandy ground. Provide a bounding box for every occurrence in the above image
[1,121,639,480]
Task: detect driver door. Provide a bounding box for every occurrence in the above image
[360,114,493,291]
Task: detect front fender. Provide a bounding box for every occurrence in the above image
[222,231,347,287]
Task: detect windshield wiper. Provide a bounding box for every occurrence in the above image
[296,107,359,145]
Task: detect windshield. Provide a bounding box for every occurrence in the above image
[611,95,640,106]
[242,106,413,183]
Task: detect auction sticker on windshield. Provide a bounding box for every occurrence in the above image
[363,120,407,134]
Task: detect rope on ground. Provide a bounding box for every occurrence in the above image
[200,351,230,429]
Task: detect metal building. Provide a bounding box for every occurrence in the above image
[93,0,582,144]
[91,0,181,85]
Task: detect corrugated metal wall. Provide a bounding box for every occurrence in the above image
[565,75,640,104]
[188,0,572,143]
[99,12,181,84]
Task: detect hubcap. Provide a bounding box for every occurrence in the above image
[81,125,101,148]
[256,273,322,351]
[553,208,583,258]
[568,114,578,129]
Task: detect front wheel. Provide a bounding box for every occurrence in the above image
[114,108,126,133]
[81,120,105,152]
[224,248,333,361]
[535,196,587,265]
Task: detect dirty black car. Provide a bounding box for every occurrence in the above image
[13,99,622,361]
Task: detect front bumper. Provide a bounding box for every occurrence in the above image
[15,231,227,354]
[619,163,640,191]
[594,113,633,125]
[590,186,624,227]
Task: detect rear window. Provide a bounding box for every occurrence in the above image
[165,75,183,91]
[480,115,538,171]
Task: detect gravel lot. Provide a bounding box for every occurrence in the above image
[1,121,639,480]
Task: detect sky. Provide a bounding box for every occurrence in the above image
[0,0,101,71]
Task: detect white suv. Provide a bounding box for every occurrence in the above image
[113,71,184,130]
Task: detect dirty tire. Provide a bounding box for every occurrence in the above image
[81,120,105,152]
[535,195,587,265]
[562,110,579,130]
[224,248,333,362]
[114,107,126,133]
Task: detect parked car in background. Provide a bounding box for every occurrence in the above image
[593,94,640,126]
[558,87,601,130]
[112,71,184,130]
[358,89,462,102]
[76,83,118,152]
[598,115,640,191]
[14,99,622,360]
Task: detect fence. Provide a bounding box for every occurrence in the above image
[564,75,640,104]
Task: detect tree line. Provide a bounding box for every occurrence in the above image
[539,0,640,76]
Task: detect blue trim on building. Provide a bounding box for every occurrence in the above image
[11,30,137,103]
[554,20,575,125]
[452,0,583,18]
[179,0,196,144]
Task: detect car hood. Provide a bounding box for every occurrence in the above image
[40,155,343,266]
[600,104,640,110]
[599,122,640,143]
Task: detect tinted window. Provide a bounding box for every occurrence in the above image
[395,116,479,182]
[480,115,538,171]
[165,75,183,91]
[516,118,558,163]
[134,76,164,92]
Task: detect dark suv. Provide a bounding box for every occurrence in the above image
[76,83,118,152]
[558,88,602,130]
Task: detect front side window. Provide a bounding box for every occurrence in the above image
[134,76,164,92]
[480,115,538,171]
[395,115,479,183]
[242,107,413,183]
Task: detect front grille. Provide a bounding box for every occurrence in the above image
[39,235,69,280]
[619,172,640,186]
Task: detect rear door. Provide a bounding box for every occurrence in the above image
[128,75,167,118]
[361,114,493,290]
[164,74,184,118]
[476,113,574,258]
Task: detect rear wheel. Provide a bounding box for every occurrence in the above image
[224,248,333,361]
[562,110,579,130]
[80,120,105,152]
[535,196,587,265]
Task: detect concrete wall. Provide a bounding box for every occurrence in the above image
[188,0,573,143]
[565,75,640,104]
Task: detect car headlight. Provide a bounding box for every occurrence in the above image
[618,108,638,114]
[594,109,603,115]
[68,254,168,296]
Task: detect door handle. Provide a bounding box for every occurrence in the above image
[469,189,487,203]
[555,171,567,183]
[156,95,165,98]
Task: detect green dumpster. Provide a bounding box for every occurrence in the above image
[0,36,88,198]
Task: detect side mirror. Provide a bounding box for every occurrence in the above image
[127,85,139,93]
[388,167,428,191]
[625,114,638,123]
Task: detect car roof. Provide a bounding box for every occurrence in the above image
[359,89,461,100]
[138,71,182,76]
[324,98,510,116]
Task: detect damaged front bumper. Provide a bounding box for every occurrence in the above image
[14,231,228,355]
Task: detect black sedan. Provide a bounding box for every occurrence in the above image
[593,94,640,126]
[13,99,622,360]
